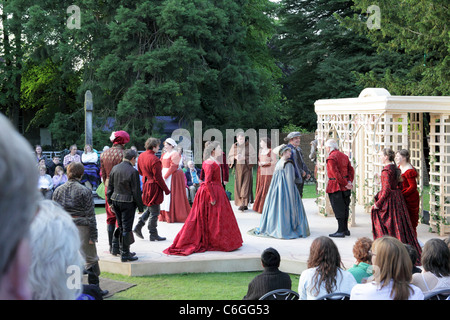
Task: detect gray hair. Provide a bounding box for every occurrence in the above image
[28,200,84,300]
[325,139,339,151]
[0,114,40,277]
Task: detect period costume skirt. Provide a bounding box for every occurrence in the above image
[160,168,190,223]
[253,167,273,213]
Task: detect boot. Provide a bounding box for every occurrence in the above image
[111,228,121,256]
[121,232,138,262]
[86,263,109,296]
[107,224,115,254]
[133,220,145,239]
[149,218,166,241]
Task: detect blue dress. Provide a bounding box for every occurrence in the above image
[249,159,310,239]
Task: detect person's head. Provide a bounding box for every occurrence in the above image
[236,132,246,146]
[84,144,93,153]
[259,137,271,149]
[69,144,78,155]
[0,113,41,300]
[421,238,450,277]
[444,236,450,251]
[67,162,85,180]
[188,160,195,170]
[352,237,373,264]
[28,200,84,300]
[38,165,47,176]
[52,156,60,165]
[307,236,342,296]
[55,165,65,176]
[124,149,138,166]
[277,144,291,160]
[144,137,160,152]
[35,145,42,155]
[110,130,130,146]
[325,139,338,154]
[395,149,410,166]
[380,148,395,164]
[38,158,46,167]
[261,247,281,269]
[164,138,177,152]
[203,141,221,161]
[370,236,414,300]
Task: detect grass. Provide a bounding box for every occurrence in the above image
[103,272,300,300]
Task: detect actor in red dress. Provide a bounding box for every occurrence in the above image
[253,137,276,213]
[133,138,171,241]
[395,149,420,236]
[163,142,243,256]
[371,148,421,263]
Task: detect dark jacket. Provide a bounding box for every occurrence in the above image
[243,267,292,300]
[107,160,144,213]
[287,143,310,184]
[185,167,201,187]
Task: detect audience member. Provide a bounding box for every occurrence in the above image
[185,160,201,205]
[28,200,85,300]
[52,162,108,296]
[347,237,373,283]
[63,144,81,168]
[405,244,422,274]
[350,236,424,300]
[81,144,100,190]
[298,236,357,299]
[0,113,41,300]
[47,155,61,177]
[34,145,47,165]
[38,165,53,199]
[411,238,450,294]
[52,165,68,190]
[243,248,292,300]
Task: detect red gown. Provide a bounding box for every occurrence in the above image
[400,168,420,236]
[163,159,243,256]
[371,164,421,263]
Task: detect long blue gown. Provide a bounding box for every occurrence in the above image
[249,159,310,239]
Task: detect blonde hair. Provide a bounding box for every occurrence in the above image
[371,236,414,300]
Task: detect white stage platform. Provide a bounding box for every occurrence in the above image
[96,199,443,276]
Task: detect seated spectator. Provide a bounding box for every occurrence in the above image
[405,244,422,275]
[52,165,68,190]
[411,238,450,294]
[53,162,108,297]
[38,165,53,199]
[81,144,100,190]
[298,236,357,299]
[350,236,424,300]
[63,144,81,168]
[48,155,61,177]
[347,237,373,283]
[28,200,85,300]
[34,145,47,165]
[243,247,292,300]
[185,160,201,205]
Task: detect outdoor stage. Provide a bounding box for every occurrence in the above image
[97,198,442,277]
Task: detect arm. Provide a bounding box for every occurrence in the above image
[84,189,98,243]
[163,153,180,179]
[154,161,170,195]
[402,173,418,197]
[327,159,347,189]
[203,162,216,204]
[131,170,144,213]
[374,170,391,209]
[106,171,114,206]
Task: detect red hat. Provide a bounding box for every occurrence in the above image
[110,131,130,145]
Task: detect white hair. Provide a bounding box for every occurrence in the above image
[28,200,85,300]
[325,139,339,151]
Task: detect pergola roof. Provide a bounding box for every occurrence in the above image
[315,88,450,114]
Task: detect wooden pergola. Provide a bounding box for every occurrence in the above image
[314,88,450,236]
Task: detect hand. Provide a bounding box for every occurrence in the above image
[138,212,143,215]
[211,200,216,206]
[223,181,228,185]
[89,240,94,245]
[165,190,171,195]
[345,182,353,190]
[306,174,311,180]
[372,204,378,210]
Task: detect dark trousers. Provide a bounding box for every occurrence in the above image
[136,204,161,237]
[112,201,136,255]
[328,190,351,232]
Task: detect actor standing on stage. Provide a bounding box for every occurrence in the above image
[285,132,311,198]
[228,132,257,211]
[133,138,170,241]
[107,149,144,262]
[100,130,129,255]
[325,139,354,238]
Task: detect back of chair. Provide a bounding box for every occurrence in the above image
[259,289,300,300]
[424,289,450,300]
[317,292,351,300]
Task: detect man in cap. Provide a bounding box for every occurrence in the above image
[285,132,311,198]
[107,149,144,262]
[100,130,130,255]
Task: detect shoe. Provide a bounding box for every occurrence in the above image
[329,231,345,238]
[150,235,166,241]
[121,252,138,262]
[133,227,144,239]
[344,230,351,236]
[100,289,109,296]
